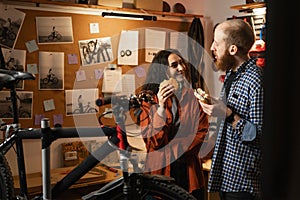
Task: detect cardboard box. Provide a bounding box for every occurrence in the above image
[97,0,123,8]
[134,0,162,11]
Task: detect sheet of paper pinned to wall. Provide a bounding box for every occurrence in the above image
[118,30,139,65]
[121,74,135,97]
[145,29,166,63]
[43,99,55,111]
[170,31,188,59]
[102,67,122,93]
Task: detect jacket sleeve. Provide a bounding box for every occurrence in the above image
[139,99,173,151]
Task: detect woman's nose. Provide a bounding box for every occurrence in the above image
[177,64,184,71]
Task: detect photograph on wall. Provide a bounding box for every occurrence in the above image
[1,47,26,89]
[0,5,25,49]
[39,51,64,90]
[0,91,33,119]
[65,88,98,116]
[36,16,74,44]
[78,37,113,66]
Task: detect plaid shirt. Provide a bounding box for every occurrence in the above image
[208,58,263,198]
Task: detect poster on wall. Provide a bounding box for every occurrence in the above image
[65,88,98,116]
[36,16,74,44]
[0,91,33,119]
[0,5,25,49]
[78,37,113,66]
[117,30,139,66]
[1,47,26,89]
[39,51,64,90]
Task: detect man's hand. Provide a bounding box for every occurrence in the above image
[198,96,227,119]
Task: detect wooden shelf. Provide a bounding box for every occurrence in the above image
[4,0,203,18]
[230,2,266,11]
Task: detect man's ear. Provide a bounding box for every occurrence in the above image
[228,45,238,55]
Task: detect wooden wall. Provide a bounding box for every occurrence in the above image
[11,8,192,128]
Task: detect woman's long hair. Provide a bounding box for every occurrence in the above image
[142,49,190,94]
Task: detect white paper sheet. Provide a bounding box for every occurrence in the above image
[170,31,188,59]
[145,29,166,62]
[118,30,139,65]
[102,67,122,93]
[121,74,135,97]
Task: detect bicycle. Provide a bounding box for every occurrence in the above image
[1,27,16,41]
[42,74,58,85]
[48,31,62,41]
[0,68,197,199]
[1,105,31,119]
[73,101,98,114]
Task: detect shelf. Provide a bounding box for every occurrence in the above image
[3,0,203,18]
[230,2,266,11]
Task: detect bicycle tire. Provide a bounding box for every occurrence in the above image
[19,111,30,118]
[87,108,97,113]
[52,77,58,84]
[0,153,15,200]
[8,32,16,40]
[56,34,62,40]
[1,112,12,118]
[48,35,54,41]
[90,175,196,200]
[42,78,49,85]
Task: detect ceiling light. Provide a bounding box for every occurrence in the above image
[102,12,157,21]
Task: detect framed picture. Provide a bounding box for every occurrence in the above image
[1,48,26,89]
[0,5,25,49]
[65,88,98,116]
[78,37,113,66]
[39,51,64,90]
[36,16,74,44]
[0,91,33,119]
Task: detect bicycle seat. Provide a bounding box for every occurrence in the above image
[0,69,35,80]
[0,69,35,90]
[0,72,15,90]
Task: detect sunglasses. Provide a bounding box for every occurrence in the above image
[169,59,185,68]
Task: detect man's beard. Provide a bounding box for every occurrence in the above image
[215,50,237,72]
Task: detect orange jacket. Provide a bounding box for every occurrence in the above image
[140,87,209,192]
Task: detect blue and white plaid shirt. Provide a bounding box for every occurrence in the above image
[208,58,263,198]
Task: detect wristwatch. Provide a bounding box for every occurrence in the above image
[226,111,235,123]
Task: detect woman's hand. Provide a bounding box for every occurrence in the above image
[158,84,175,105]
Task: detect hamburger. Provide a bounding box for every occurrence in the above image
[194,88,211,104]
[159,77,179,91]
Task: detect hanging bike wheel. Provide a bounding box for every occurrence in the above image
[0,153,15,200]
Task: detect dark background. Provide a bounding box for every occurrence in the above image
[263,1,300,199]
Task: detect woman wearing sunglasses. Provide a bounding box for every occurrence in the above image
[139,49,209,199]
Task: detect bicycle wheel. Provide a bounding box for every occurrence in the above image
[87,108,97,113]
[0,153,15,200]
[56,33,62,40]
[52,77,58,84]
[89,174,196,200]
[1,112,12,118]
[7,32,16,40]
[48,34,54,41]
[19,111,31,118]
[42,78,49,85]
